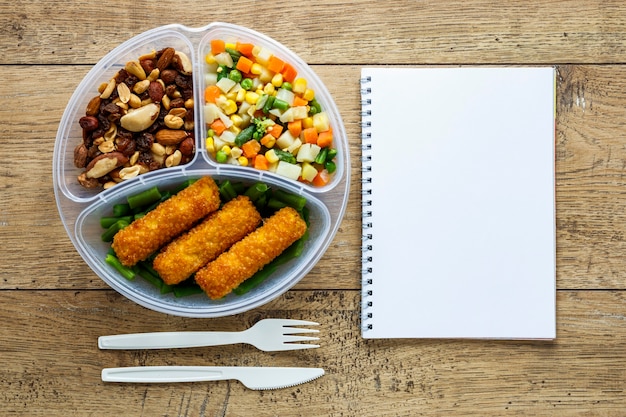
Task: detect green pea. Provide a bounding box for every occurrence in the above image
[228,69,243,83]
[216,150,229,163]
[241,78,253,90]
[281,82,292,91]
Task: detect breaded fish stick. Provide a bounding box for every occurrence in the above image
[153,195,262,285]
[195,206,307,299]
[112,176,220,266]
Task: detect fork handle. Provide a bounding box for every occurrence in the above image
[98,331,244,350]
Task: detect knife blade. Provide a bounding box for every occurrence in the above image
[101,366,324,390]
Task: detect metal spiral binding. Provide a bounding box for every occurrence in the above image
[360,73,374,333]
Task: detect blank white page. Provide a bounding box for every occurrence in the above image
[361,67,556,339]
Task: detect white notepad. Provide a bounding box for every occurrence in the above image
[360,67,556,339]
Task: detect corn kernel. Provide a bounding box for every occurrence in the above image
[250,63,262,75]
[293,78,307,94]
[230,114,244,127]
[221,145,232,155]
[245,91,259,104]
[263,83,275,95]
[302,117,314,129]
[226,91,237,101]
[206,137,215,153]
[265,149,279,164]
[303,88,315,101]
[271,73,283,87]
[235,88,246,103]
[225,42,236,50]
[205,53,216,64]
[230,125,241,136]
[260,134,276,148]
[222,99,237,115]
[237,156,249,166]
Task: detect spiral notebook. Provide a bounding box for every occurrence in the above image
[361,67,556,339]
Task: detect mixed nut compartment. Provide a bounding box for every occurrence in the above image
[53,23,349,317]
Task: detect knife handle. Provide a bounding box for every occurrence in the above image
[102,366,228,383]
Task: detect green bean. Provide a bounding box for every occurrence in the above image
[105,253,136,281]
[272,98,289,111]
[225,47,241,62]
[172,178,198,194]
[233,264,278,295]
[272,189,307,211]
[172,280,204,298]
[100,215,133,229]
[267,197,287,211]
[244,182,270,203]
[262,95,276,114]
[314,147,328,165]
[325,160,337,174]
[218,180,238,202]
[101,219,129,242]
[127,186,162,210]
[113,203,131,217]
[326,148,338,161]
[234,124,256,146]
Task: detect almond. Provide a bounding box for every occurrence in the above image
[156,47,175,71]
[85,96,101,116]
[155,129,188,145]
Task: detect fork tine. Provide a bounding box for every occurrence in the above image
[272,343,320,351]
[281,326,320,334]
[272,319,319,326]
[282,335,320,343]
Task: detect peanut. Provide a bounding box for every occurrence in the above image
[165,150,182,167]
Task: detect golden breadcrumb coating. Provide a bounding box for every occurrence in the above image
[195,206,307,299]
[153,195,262,285]
[111,176,220,266]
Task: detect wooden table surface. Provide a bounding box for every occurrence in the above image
[2,1,626,415]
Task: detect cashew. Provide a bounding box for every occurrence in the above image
[100,78,116,99]
[119,102,160,132]
[147,68,160,82]
[125,60,147,80]
[133,79,150,94]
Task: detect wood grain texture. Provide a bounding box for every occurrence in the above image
[2,1,626,65]
[0,290,625,416]
[2,1,626,415]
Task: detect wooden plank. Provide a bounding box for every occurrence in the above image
[3,63,626,290]
[1,1,626,65]
[0,289,624,416]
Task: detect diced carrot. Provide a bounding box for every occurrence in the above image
[260,133,276,148]
[281,63,298,83]
[288,120,302,137]
[236,56,253,74]
[267,123,283,138]
[312,169,331,186]
[211,39,225,55]
[241,139,261,158]
[293,96,308,107]
[267,55,285,73]
[317,130,333,148]
[210,119,227,136]
[236,42,255,57]
[204,85,221,103]
[302,127,318,144]
[253,154,269,170]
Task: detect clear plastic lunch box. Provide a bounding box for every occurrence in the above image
[53,22,350,318]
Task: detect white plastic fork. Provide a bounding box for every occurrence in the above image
[98,319,320,352]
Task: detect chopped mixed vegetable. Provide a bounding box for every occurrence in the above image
[203,40,337,186]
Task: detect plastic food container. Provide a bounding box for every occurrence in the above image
[53,22,350,317]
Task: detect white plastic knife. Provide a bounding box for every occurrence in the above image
[101,366,324,390]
